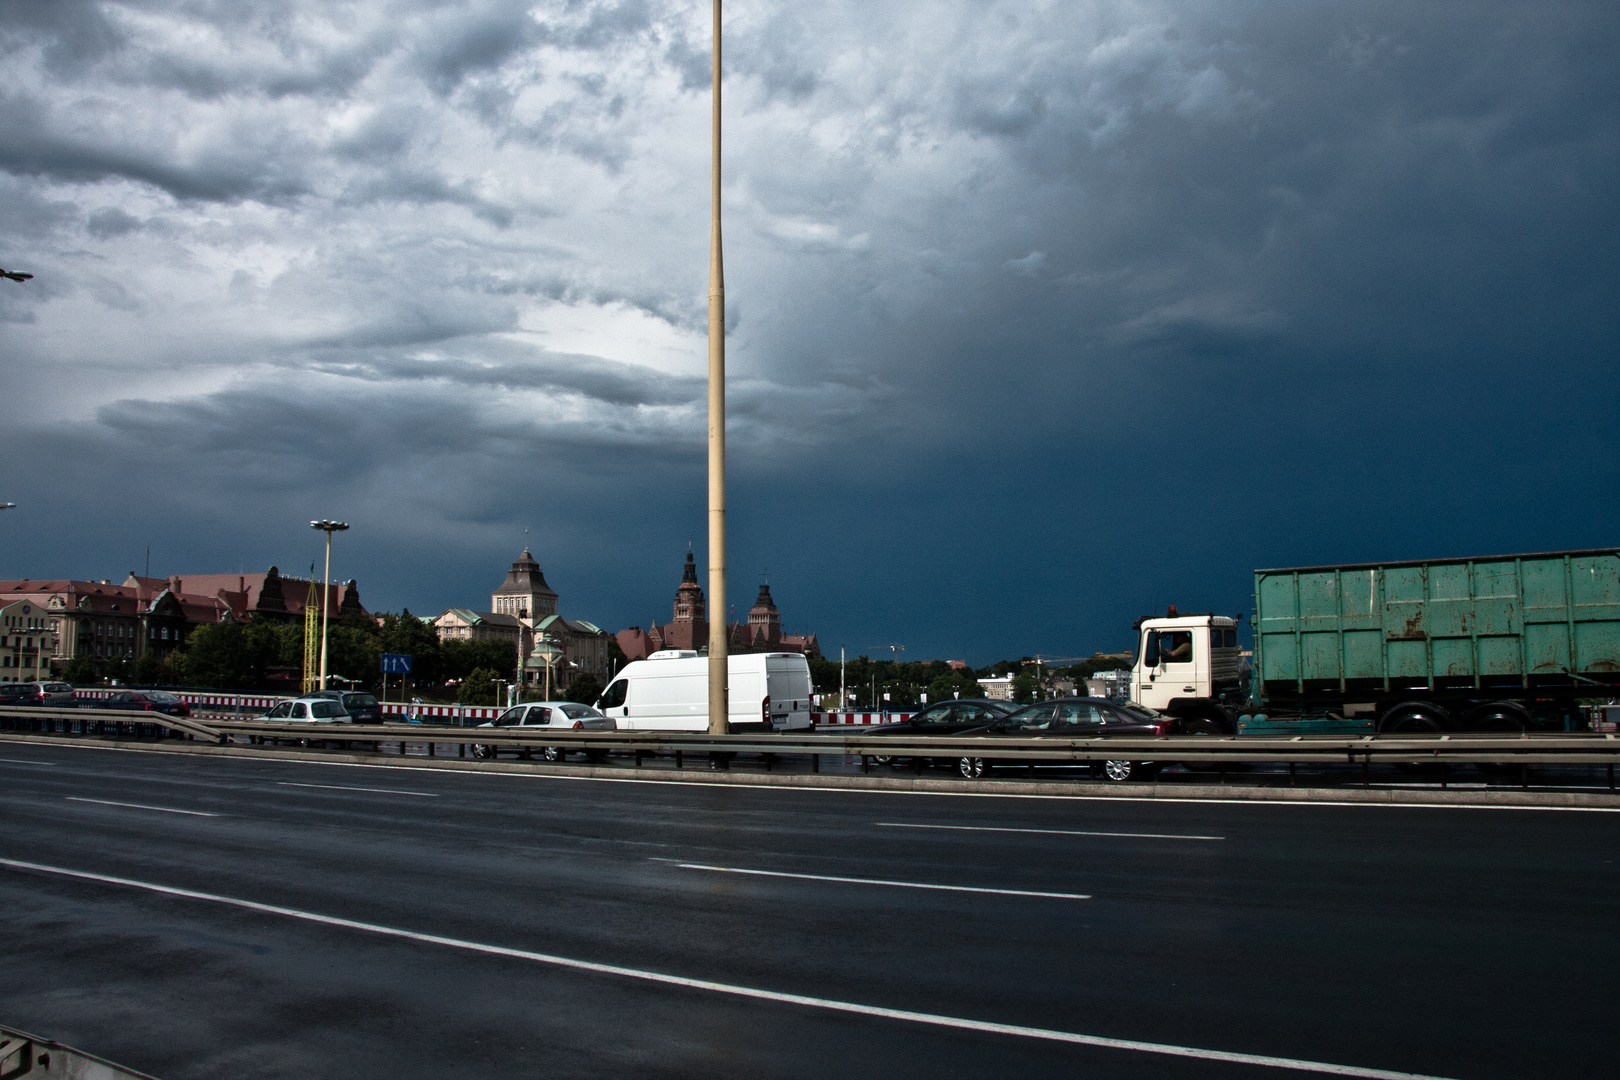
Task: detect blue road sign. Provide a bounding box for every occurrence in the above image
[381,654,412,674]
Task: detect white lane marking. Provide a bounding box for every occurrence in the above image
[0,757,58,766]
[878,822,1224,841]
[10,737,1618,814]
[277,781,439,798]
[64,797,218,817]
[669,861,1090,900]
[0,857,1455,1080]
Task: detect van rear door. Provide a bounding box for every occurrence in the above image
[766,655,814,730]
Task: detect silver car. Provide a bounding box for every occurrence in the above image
[472,701,615,762]
[263,697,351,723]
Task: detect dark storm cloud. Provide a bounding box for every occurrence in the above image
[0,1,1613,660]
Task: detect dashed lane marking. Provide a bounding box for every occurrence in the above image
[277,781,439,797]
[877,821,1224,841]
[64,797,217,817]
[0,855,1458,1080]
[666,860,1090,899]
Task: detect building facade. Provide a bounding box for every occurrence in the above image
[1,599,58,682]
[433,550,611,693]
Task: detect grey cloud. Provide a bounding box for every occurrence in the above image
[313,351,703,408]
[86,207,141,238]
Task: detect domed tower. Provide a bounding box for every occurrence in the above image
[747,583,781,649]
[492,549,558,622]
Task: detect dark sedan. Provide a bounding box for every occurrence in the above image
[310,690,381,723]
[97,690,192,718]
[863,699,1018,766]
[953,697,1172,781]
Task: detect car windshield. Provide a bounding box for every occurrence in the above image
[1115,703,1161,721]
[559,704,601,719]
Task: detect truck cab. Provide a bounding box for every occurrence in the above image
[1129,611,1244,724]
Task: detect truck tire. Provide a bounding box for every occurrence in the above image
[1178,717,1226,772]
[1464,702,1529,775]
[1382,708,1446,773]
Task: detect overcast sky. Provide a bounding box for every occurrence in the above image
[1,0,1615,663]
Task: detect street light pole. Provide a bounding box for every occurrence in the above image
[310,520,349,690]
[706,0,728,736]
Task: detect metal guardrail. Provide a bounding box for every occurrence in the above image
[7,705,1620,771]
[0,705,221,742]
[1,1024,161,1080]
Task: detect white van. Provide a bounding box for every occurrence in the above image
[595,651,814,731]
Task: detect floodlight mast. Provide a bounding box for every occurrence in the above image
[309,520,349,690]
[706,0,728,736]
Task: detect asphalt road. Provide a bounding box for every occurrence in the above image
[1,742,1615,1080]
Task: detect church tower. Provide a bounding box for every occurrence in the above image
[747,583,781,648]
[667,551,707,650]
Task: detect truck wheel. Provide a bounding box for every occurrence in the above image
[1384,712,1445,774]
[1466,705,1527,775]
[957,757,986,779]
[1178,717,1225,772]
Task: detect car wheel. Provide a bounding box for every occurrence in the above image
[869,754,895,766]
[957,757,986,779]
[541,746,564,762]
[471,744,494,759]
[1103,759,1142,782]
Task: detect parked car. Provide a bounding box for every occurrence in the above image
[262,697,351,723]
[472,701,616,761]
[14,681,76,707]
[954,697,1174,781]
[0,683,32,704]
[309,690,381,723]
[97,689,191,717]
[862,699,1019,765]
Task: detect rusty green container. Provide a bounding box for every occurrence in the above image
[1253,548,1620,706]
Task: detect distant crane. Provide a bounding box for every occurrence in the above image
[868,644,906,663]
[1020,654,1091,686]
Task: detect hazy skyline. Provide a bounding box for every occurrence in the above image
[1,1,1615,662]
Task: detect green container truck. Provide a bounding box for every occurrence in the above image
[1128,548,1620,736]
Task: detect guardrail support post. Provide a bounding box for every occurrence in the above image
[459,742,466,758]
[812,752,819,773]
[675,749,683,769]
[399,739,408,756]
[1288,762,1296,785]
[427,741,435,757]
[1363,754,1370,787]
[1440,762,1448,789]
[1609,763,1614,790]
[860,754,869,775]
[1520,764,1528,789]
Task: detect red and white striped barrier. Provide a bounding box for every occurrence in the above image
[811,712,913,726]
[380,702,502,723]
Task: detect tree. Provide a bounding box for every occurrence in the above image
[62,653,98,684]
[457,667,499,706]
[135,650,164,685]
[562,673,602,706]
[1011,671,1041,702]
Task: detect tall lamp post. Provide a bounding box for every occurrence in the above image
[706,0,729,736]
[309,520,349,690]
